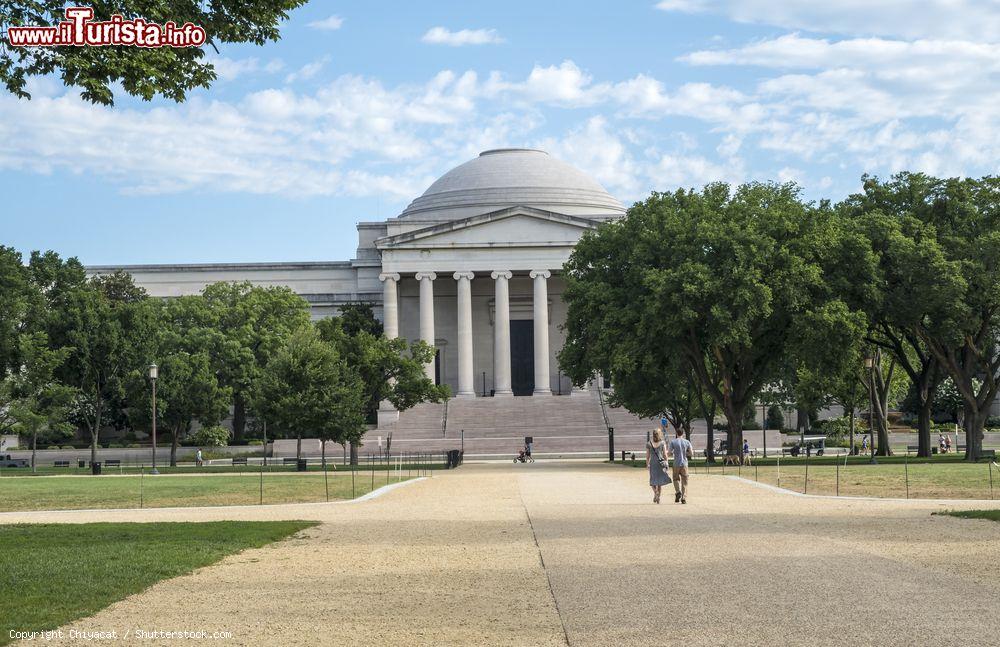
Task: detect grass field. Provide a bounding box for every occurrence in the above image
[621,457,1000,499]
[0,471,419,512]
[0,521,315,645]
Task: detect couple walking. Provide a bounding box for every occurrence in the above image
[647,427,692,504]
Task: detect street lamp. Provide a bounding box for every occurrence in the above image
[148,363,159,474]
[863,354,877,465]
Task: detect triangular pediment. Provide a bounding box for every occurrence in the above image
[375,206,600,250]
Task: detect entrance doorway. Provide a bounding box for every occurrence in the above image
[434,349,441,385]
[510,320,534,395]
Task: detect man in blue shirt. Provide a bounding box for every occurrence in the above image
[667,428,694,503]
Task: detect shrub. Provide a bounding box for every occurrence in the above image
[248,440,264,446]
[60,445,75,450]
[766,406,784,430]
[46,445,59,450]
[188,425,230,448]
[128,443,141,448]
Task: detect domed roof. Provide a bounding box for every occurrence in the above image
[397,149,625,221]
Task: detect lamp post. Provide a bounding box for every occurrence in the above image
[864,354,877,465]
[148,363,159,474]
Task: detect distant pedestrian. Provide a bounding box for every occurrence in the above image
[861,435,869,452]
[525,439,533,459]
[646,428,671,504]
[939,434,946,453]
[945,435,952,453]
[196,448,203,467]
[667,427,694,504]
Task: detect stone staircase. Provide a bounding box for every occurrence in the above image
[362,390,657,457]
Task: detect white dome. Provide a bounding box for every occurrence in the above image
[397,149,625,221]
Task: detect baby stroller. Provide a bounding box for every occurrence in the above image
[513,447,534,463]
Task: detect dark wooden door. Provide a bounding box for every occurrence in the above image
[510,320,534,396]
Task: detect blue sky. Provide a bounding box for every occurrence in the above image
[3,0,999,265]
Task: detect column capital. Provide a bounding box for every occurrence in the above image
[529,269,551,280]
[453,271,475,281]
[414,272,437,282]
[490,270,513,281]
[378,272,400,283]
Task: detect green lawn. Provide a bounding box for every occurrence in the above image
[1,460,446,477]
[619,457,1000,499]
[0,521,315,645]
[0,471,418,512]
[935,509,1000,522]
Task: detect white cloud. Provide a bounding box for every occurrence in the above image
[654,0,1000,41]
[307,15,344,31]
[207,57,285,81]
[421,27,504,46]
[285,57,331,84]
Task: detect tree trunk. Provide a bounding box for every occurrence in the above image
[321,440,326,468]
[31,433,37,473]
[963,403,986,461]
[232,393,247,443]
[848,408,856,455]
[296,433,302,461]
[723,405,743,457]
[349,440,359,466]
[170,427,180,467]
[89,397,103,466]
[916,396,933,458]
[697,394,715,462]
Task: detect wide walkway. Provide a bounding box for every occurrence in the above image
[7,462,1000,646]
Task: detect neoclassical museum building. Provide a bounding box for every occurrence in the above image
[91,149,735,454]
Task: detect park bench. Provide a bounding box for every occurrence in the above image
[977,449,997,462]
[105,459,121,467]
[232,457,248,465]
[53,460,70,467]
[906,445,919,454]
[282,457,299,465]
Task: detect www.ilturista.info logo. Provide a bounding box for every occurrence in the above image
[6,7,206,48]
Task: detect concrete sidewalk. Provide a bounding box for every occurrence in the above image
[22,461,1000,646]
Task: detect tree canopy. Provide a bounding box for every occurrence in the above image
[1,1,307,105]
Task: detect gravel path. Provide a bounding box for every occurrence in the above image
[10,462,1000,646]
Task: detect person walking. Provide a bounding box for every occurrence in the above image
[196,447,203,467]
[667,427,694,503]
[646,428,671,504]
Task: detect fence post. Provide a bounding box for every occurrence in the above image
[904,453,909,500]
[324,456,329,502]
[351,460,356,499]
[370,454,375,492]
[836,461,840,497]
[777,455,781,489]
[755,463,758,482]
[804,453,809,495]
[259,460,264,505]
[139,464,144,509]
[989,461,994,501]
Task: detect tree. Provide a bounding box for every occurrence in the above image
[6,333,76,472]
[315,308,448,463]
[560,183,871,456]
[843,174,1000,460]
[1,1,307,105]
[256,326,366,461]
[49,274,154,465]
[201,282,310,443]
[0,246,32,379]
[127,296,231,466]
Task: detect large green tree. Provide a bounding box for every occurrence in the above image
[1,1,307,105]
[256,326,366,461]
[49,272,154,464]
[6,332,76,471]
[315,306,448,463]
[127,296,231,466]
[560,183,870,455]
[201,282,310,443]
[842,174,1000,460]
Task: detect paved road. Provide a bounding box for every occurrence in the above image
[8,462,1000,646]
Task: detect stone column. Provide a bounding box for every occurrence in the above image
[453,272,476,398]
[378,273,400,339]
[415,272,437,381]
[377,272,401,425]
[530,270,552,395]
[491,270,513,397]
